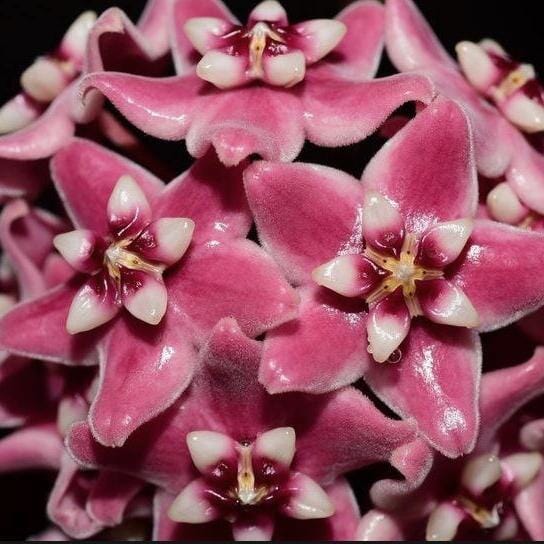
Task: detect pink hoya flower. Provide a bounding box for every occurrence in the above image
[66,318,418,541]
[79,0,435,167]
[0,140,298,448]
[0,0,172,202]
[244,96,544,458]
[357,348,544,541]
[384,0,544,230]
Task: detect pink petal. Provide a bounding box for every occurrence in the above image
[79,72,202,141]
[244,161,363,285]
[452,220,544,331]
[0,158,48,203]
[303,73,435,149]
[168,239,298,340]
[185,86,304,166]
[86,471,144,527]
[47,455,103,539]
[138,0,177,58]
[0,424,62,472]
[0,283,104,365]
[0,88,75,160]
[364,321,481,457]
[362,96,477,233]
[89,313,197,447]
[259,285,369,394]
[153,152,251,244]
[514,465,544,541]
[294,387,417,484]
[478,348,544,450]
[384,0,458,72]
[51,139,163,234]
[171,0,238,74]
[321,0,385,80]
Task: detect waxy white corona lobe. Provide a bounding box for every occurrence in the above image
[313,192,478,363]
[168,427,334,537]
[184,0,346,89]
[54,175,194,333]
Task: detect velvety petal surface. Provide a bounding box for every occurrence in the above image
[0,158,48,203]
[362,96,477,233]
[259,285,369,394]
[51,139,164,234]
[514,465,544,541]
[364,321,481,457]
[245,161,364,285]
[452,220,544,331]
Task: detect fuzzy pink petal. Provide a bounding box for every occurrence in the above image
[185,86,304,166]
[478,348,544,450]
[245,161,363,285]
[80,72,202,141]
[452,220,544,331]
[86,471,144,527]
[274,478,360,540]
[168,239,298,340]
[89,313,197,447]
[384,0,457,72]
[154,151,251,244]
[51,139,163,234]
[514,465,544,541]
[303,73,435,149]
[0,88,75,160]
[47,455,103,539]
[171,0,238,74]
[362,96,477,233]
[0,283,103,365]
[365,321,481,458]
[260,285,369,394]
[322,0,384,80]
[138,0,175,56]
[0,158,48,203]
[0,424,62,472]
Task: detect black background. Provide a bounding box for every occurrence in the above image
[0,0,542,540]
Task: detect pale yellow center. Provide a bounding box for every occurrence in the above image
[247,22,285,77]
[104,239,164,284]
[232,444,269,505]
[496,64,534,98]
[457,496,501,529]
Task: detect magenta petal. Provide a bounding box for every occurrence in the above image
[89,313,197,447]
[478,348,544,450]
[384,0,458,72]
[171,0,238,74]
[0,424,62,472]
[365,321,481,457]
[80,72,201,141]
[47,455,103,539]
[514,466,544,541]
[303,73,435,149]
[186,87,304,166]
[453,220,544,331]
[51,139,163,234]
[0,283,103,364]
[362,96,477,232]
[169,240,298,340]
[324,0,385,80]
[245,161,363,284]
[260,286,369,394]
[0,89,75,160]
[154,152,251,244]
[86,471,144,526]
[0,158,48,203]
[137,0,176,57]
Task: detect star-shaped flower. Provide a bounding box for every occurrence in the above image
[385,0,544,231]
[67,318,418,541]
[0,141,298,448]
[79,0,435,168]
[358,348,544,541]
[244,96,544,457]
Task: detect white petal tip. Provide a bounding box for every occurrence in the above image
[66,285,118,334]
[184,17,230,55]
[168,481,216,524]
[367,312,408,364]
[186,430,233,473]
[0,293,16,318]
[197,51,246,89]
[430,286,480,328]
[21,58,67,103]
[486,182,527,225]
[250,0,287,23]
[461,454,502,495]
[264,51,306,87]
[503,93,544,134]
[124,280,167,325]
[502,452,543,489]
[455,41,497,92]
[255,427,296,467]
[154,217,195,264]
[287,475,335,520]
[53,230,94,269]
[311,255,359,297]
[63,11,97,60]
[108,175,150,221]
[302,19,347,63]
[425,503,463,541]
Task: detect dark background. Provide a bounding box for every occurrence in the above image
[0,0,542,540]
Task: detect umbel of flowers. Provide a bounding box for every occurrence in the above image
[1,0,544,541]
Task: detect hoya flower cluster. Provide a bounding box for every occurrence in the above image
[1,0,544,541]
